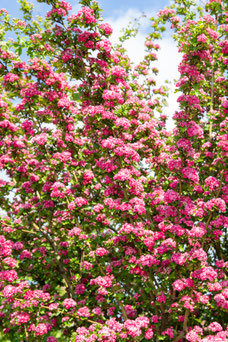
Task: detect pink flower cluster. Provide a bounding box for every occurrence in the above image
[182,167,199,183]
[197,33,207,43]
[173,278,194,291]
[205,198,226,212]
[99,23,113,35]
[76,306,90,317]
[63,298,77,309]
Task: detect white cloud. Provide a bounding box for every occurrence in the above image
[154,38,181,129]
[104,8,181,130]
[72,3,81,14]
[0,170,11,217]
[105,8,149,64]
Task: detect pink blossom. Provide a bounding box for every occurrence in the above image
[93,204,104,213]
[139,255,157,267]
[36,323,48,336]
[173,279,185,291]
[74,197,88,207]
[205,176,220,191]
[77,306,90,317]
[164,189,180,203]
[13,241,24,250]
[57,96,71,108]
[99,23,113,35]
[171,253,187,265]
[158,8,176,17]
[68,227,81,236]
[208,322,223,332]
[3,257,17,268]
[206,28,219,39]
[83,170,94,183]
[4,73,20,82]
[19,249,31,259]
[90,275,113,288]
[192,266,217,282]
[129,197,146,215]
[205,198,226,212]
[162,328,174,338]
[182,167,199,183]
[82,261,93,270]
[176,138,191,151]
[207,282,222,291]
[157,292,166,303]
[96,248,109,257]
[92,307,103,316]
[111,66,127,78]
[214,294,228,309]
[124,305,136,318]
[186,330,201,342]
[222,288,228,298]
[135,316,150,328]
[43,200,55,209]
[47,337,58,342]
[114,168,131,181]
[97,39,112,53]
[80,7,97,24]
[151,315,159,323]
[197,33,207,43]
[32,133,48,145]
[115,117,131,129]
[63,298,77,309]
[189,226,206,238]
[68,201,76,211]
[49,303,59,311]
[187,121,204,138]
[143,236,155,249]
[145,328,154,339]
[52,151,72,162]
[2,285,16,298]
[75,284,86,295]
[16,312,30,324]
[124,319,142,337]
[190,248,207,261]
[1,269,18,282]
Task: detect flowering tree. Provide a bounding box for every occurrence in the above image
[0,0,227,341]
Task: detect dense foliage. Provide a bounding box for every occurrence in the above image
[0,0,227,341]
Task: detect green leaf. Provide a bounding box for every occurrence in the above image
[72,92,81,101]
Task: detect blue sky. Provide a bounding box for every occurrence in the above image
[1,0,170,19]
[95,0,169,18]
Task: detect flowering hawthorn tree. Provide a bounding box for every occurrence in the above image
[0,0,227,341]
